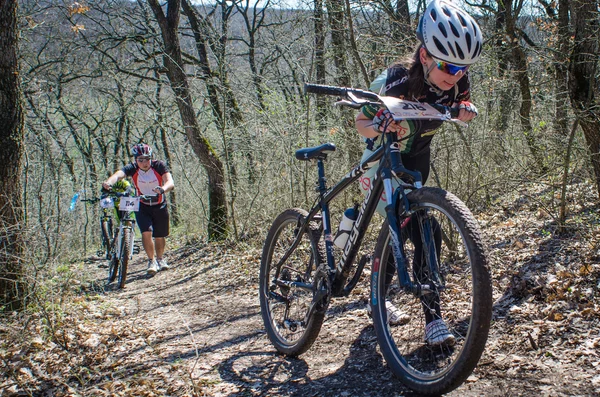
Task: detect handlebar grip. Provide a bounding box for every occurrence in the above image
[304,83,347,97]
[432,104,460,119]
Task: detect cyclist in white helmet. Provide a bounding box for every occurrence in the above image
[356,0,483,346]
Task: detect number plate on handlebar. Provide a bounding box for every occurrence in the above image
[100,197,114,209]
[119,196,140,211]
[380,97,449,121]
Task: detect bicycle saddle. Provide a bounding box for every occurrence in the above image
[295,143,336,161]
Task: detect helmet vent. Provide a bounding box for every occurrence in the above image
[430,8,437,21]
[442,6,452,17]
[465,32,472,52]
[438,22,448,38]
[448,43,457,58]
[455,43,465,60]
[458,13,468,27]
[434,37,449,56]
[449,22,460,37]
[474,41,481,57]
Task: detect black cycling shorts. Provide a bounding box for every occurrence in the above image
[135,202,170,237]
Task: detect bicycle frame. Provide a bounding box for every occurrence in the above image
[274,131,439,300]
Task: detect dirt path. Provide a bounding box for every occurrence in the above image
[2,190,600,396]
[73,225,599,397]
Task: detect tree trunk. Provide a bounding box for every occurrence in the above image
[148,0,229,239]
[554,0,570,137]
[0,0,26,311]
[314,0,327,130]
[505,0,547,171]
[568,0,600,198]
[324,0,350,87]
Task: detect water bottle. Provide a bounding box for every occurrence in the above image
[69,192,80,212]
[333,207,358,249]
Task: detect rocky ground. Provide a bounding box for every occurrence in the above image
[1,182,600,396]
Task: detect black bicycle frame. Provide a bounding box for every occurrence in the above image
[275,130,437,299]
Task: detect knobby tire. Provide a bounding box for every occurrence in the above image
[107,232,119,284]
[101,219,113,260]
[117,228,132,289]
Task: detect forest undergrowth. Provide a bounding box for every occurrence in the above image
[1,178,599,396]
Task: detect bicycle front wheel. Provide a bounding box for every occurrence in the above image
[370,187,492,395]
[117,228,132,289]
[101,219,114,260]
[259,208,326,356]
[107,232,119,283]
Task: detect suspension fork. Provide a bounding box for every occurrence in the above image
[384,181,414,293]
[418,210,444,288]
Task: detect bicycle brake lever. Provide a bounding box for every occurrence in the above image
[334,99,363,109]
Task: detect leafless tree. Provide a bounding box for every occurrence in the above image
[0,0,26,310]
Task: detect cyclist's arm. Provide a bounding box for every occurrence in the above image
[102,170,126,190]
[356,112,381,139]
[155,172,174,194]
[356,110,408,139]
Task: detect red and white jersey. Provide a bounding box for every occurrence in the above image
[122,160,170,206]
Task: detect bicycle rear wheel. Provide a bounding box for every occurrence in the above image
[117,228,132,289]
[259,208,326,356]
[371,187,492,395]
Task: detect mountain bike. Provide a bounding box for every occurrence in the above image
[103,190,158,289]
[81,196,115,261]
[259,83,492,395]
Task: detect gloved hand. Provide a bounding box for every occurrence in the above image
[456,101,478,122]
[372,109,396,133]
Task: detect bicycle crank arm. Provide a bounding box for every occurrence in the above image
[274,279,313,292]
[303,287,329,325]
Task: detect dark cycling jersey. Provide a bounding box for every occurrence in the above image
[361,64,471,157]
[122,160,170,206]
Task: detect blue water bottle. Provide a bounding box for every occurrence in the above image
[69,192,80,212]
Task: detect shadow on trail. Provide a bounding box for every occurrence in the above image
[218,326,414,397]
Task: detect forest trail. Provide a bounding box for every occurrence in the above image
[3,184,600,396]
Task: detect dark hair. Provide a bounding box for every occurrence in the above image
[391,45,426,101]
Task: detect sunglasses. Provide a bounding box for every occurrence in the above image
[136,157,151,162]
[433,57,469,75]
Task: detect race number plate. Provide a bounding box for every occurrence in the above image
[119,196,140,211]
[379,96,448,121]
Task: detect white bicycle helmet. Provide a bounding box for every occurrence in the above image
[417,0,483,65]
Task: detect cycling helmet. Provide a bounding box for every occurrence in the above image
[417,0,483,65]
[112,179,131,193]
[131,143,153,158]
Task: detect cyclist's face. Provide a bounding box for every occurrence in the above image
[136,157,151,170]
[420,48,466,91]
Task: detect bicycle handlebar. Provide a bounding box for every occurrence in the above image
[304,82,460,119]
[304,83,379,101]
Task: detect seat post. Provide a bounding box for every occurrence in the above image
[316,158,327,194]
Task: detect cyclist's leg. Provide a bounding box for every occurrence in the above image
[135,204,157,262]
[151,203,170,258]
[404,214,443,323]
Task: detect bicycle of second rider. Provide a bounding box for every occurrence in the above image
[93,189,154,289]
[259,83,492,395]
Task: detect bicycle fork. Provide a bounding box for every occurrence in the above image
[385,191,444,298]
[115,221,135,260]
